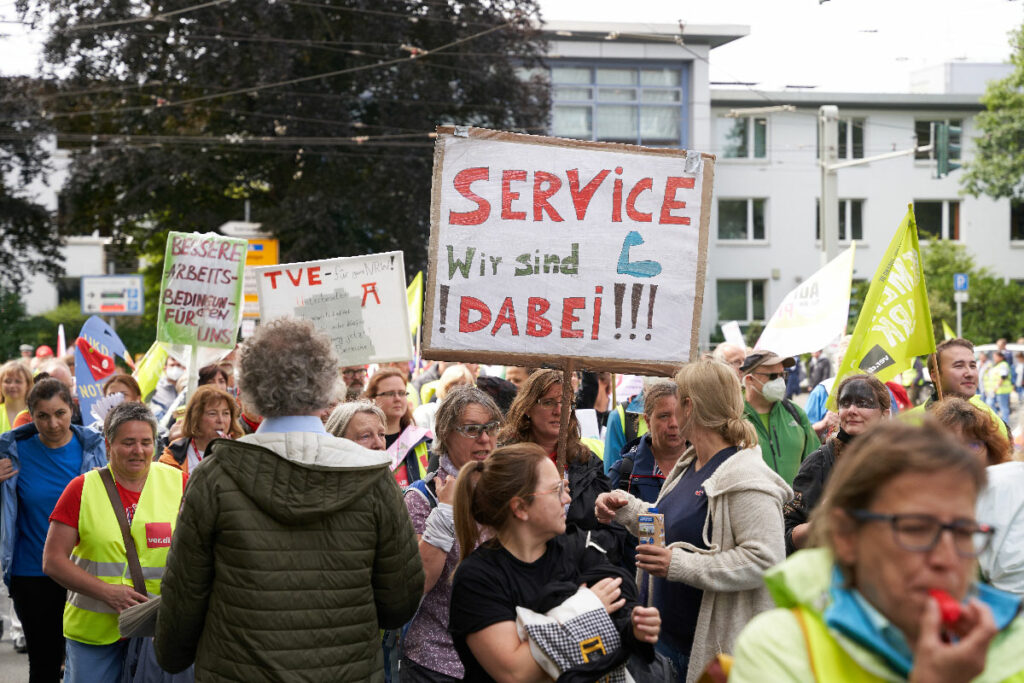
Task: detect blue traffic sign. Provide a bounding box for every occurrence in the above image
[953,273,969,292]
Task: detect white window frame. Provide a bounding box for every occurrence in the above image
[837,117,865,160]
[815,198,864,243]
[715,115,768,160]
[717,198,767,242]
[716,279,766,326]
[913,199,961,241]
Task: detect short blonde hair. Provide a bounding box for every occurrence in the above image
[0,361,33,404]
[438,364,475,401]
[674,360,757,449]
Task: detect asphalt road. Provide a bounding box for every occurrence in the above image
[0,591,29,682]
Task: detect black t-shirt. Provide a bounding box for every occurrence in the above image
[385,432,400,449]
[449,533,628,682]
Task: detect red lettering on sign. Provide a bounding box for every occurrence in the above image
[533,171,564,222]
[361,283,380,307]
[626,178,654,222]
[263,271,282,289]
[460,297,492,333]
[501,170,527,220]
[490,298,519,336]
[450,167,491,225]
[659,177,695,225]
[566,169,610,221]
[560,298,585,338]
[526,298,552,337]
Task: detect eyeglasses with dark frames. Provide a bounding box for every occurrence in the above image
[454,421,500,439]
[846,509,994,558]
[752,370,790,382]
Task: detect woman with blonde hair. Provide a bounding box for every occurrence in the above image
[0,361,32,434]
[413,364,475,433]
[497,368,610,534]
[595,359,791,682]
[158,385,243,475]
[449,443,661,681]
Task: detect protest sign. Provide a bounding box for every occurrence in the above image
[423,127,713,375]
[157,231,247,349]
[254,251,413,366]
[755,244,856,358]
[720,321,746,350]
[74,315,129,421]
[828,206,935,410]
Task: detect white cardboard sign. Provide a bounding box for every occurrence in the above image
[424,127,713,374]
[254,252,413,366]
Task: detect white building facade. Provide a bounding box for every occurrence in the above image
[543,22,1021,348]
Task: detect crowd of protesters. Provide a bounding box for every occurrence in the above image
[0,323,1021,682]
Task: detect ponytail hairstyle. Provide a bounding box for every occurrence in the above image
[675,359,758,450]
[453,443,549,565]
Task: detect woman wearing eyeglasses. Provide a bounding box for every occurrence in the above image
[364,368,432,488]
[399,386,503,681]
[785,374,891,554]
[449,443,661,682]
[730,422,1024,683]
[497,369,611,536]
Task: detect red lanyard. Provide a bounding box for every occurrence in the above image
[190,438,203,462]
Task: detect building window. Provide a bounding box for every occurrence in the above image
[717,280,766,324]
[815,199,864,241]
[915,119,961,160]
[715,116,767,159]
[913,200,960,240]
[718,199,766,240]
[838,118,865,159]
[550,64,687,146]
[56,276,81,306]
[1012,201,1024,241]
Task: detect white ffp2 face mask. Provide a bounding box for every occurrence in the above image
[165,366,185,382]
[760,377,787,403]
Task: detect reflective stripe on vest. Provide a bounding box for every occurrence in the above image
[792,606,885,683]
[63,463,184,645]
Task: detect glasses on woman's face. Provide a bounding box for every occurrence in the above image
[527,479,568,500]
[537,397,572,410]
[847,509,994,558]
[454,421,500,438]
[374,390,406,399]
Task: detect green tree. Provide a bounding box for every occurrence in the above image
[962,24,1024,200]
[17,0,548,305]
[920,241,1024,343]
[0,77,64,293]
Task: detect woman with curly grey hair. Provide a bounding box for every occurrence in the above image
[155,318,423,681]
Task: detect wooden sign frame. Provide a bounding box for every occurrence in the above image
[423,126,714,377]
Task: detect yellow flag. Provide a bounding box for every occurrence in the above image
[828,205,936,410]
[941,320,955,341]
[133,341,169,401]
[407,271,423,335]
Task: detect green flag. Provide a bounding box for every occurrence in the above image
[407,271,423,336]
[828,205,936,410]
[941,319,956,341]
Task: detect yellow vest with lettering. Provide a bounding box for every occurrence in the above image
[63,463,183,645]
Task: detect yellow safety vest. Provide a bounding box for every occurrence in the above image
[413,441,429,481]
[63,463,184,645]
[419,380,441,406]
[580,437,605,461]
[614,404,648,443]
[792,607,885,683]
[994,362,1013,395]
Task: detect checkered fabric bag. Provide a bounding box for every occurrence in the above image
[515,586,632,683]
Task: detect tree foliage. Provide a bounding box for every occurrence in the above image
[17,0,550,294]
[0,77,64,293]
[920,240,1024,343]
[962,24,1024,200]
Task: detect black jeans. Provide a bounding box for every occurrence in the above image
[10,575,66,683]
[399,658,461,683]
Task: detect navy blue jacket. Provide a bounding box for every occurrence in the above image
[608,434,665,505]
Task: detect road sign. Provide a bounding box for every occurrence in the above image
[953,273,969,292]
[243,238,280,319]
[81,275,144,316]
[954,291,969,303]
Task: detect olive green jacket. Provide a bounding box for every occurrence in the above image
[155,431,423,681]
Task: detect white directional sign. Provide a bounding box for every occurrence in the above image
[81,275,144,316]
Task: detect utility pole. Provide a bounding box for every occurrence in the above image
[818,105,840,266]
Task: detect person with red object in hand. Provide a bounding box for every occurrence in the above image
[158,385,243,476]
[730,422,1024,683]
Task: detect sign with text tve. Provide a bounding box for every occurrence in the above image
[254,252,413,366]
[423,127,713,374]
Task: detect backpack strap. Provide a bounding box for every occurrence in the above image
[404,475,438,510]
[618,455,635,493]
[623,411,641,444]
